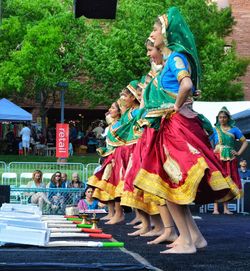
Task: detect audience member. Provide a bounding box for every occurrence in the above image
[68,172,83,188]
[92,123,104,139]
[61,173,70,188]
[48,171,66,213]
[68,172,83,205]
[20,123,31,156]
[238,159,250,180]
[18,141,23,155]
[77,186,100,211]
[69,142,74,156]
[26,170,51,210]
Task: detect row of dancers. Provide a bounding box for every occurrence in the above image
[87,7,247,254]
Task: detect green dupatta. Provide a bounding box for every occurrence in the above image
[160,7,201,90]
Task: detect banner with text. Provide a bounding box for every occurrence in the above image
[56,123,69,158]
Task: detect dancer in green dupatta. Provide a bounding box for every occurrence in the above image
[104,80,144,225]
[211,107,248,215]
[134,7,240,254]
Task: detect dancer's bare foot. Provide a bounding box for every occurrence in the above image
[126,217,141,225]
[166,235,180,248]
[100,214,114,221]
[224,210,233,215]
[193,236,208,249]
[141,228,163,237]
[105,214,124,225]
[212,211,220,215]
[133,223,143,229]
[167,235,207,249]
[147,227,178,245]
[128,227,150,236]
[160,243,196,254]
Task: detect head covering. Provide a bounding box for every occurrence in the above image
[126,80,140,102]
[145,37,155,47]
[158,7,201,89]
[215,106,235,127]
[138,76,146,90]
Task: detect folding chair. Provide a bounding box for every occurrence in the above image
[42,173,54,185]
[1,172,18,187]
[20,172,33,186]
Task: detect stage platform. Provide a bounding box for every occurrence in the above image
[0,212,249,271]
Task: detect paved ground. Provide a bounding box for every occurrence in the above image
[0,211,250,271]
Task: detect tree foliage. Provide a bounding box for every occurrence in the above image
[0,0,248,113]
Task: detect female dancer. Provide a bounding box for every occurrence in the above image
[121,38,177,242]
[211,107,248,214]
[88,100,122,220]
[134,7,241,254]
[104,81,142,225]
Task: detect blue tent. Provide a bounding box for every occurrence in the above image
[0,98,32,121]
[232,109,250,134]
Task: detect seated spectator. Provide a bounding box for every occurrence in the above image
[26,170,51,210]
[68,172,83,188]
[68,172,83,205]
[238,159,250,180]
[77,186,100,211]
[61,173,70,188]
[48,171,66,214]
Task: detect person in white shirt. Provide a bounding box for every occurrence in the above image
[92,123,104,139]
[20,123,31,156]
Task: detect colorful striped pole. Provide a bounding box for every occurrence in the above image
[50,228,102,233]
[50,233,112,239]
[47,241,124,247]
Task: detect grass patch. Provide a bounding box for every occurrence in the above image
[0,154,99,164]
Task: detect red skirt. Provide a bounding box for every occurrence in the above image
[215,154,242,190]
[121,127,162,215]
[88,154,115,202]
[89,144,135,201]
[134,113,241,205]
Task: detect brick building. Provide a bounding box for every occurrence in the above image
[227,0,250,99]
[209,0,250,99]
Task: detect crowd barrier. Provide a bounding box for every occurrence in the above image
[1,161,249,215]
[0,161,7,175]
[0,162,101,187]
[10,187,86,215]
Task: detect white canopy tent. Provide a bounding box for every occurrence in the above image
[0,98,32,122]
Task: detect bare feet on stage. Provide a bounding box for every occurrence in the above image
[212,211,220,215]
[147,227,178,245]
[100,214,113,221]
[140,228,163,237]
[127,226,151,236]
[224,210,233,215]
[160,242,197,254]
[105,214,124,225]
[133,223,143,229]
[166,235,207,250]
[126,217,141,225]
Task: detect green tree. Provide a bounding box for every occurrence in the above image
[81,0,248,102]
[0,0,86,133]
[0,0,249,128]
